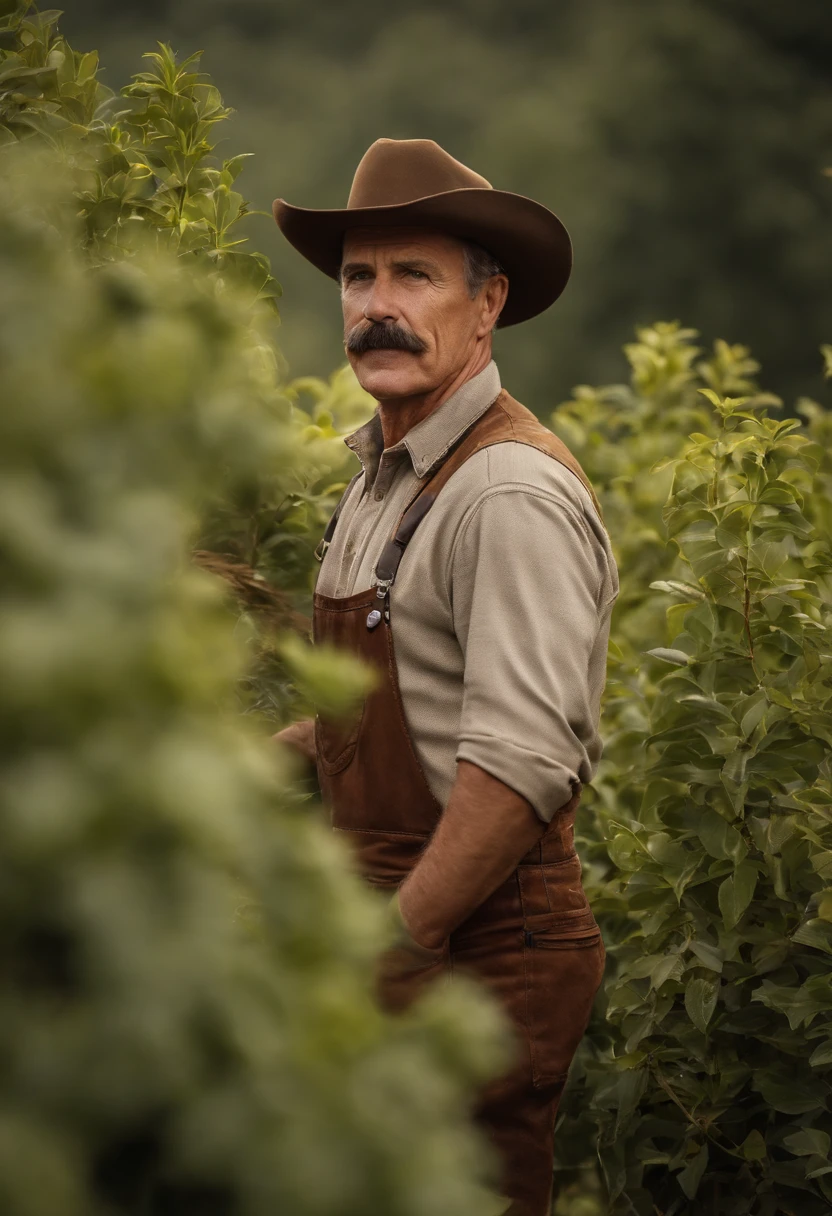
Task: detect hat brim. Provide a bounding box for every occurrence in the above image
[272,188,572,328]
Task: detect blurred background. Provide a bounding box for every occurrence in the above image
[59,0,832,410]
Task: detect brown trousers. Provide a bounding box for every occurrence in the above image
[313,392,606,1216]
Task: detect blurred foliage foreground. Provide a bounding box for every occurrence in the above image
[2,6,832,1216]
[0,7,509,1216]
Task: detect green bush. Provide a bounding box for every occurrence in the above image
[552,327,832,1214]
[0,0,376,725]
[0,9,511,1215]
[0,140,513,1216]
[600,389,832,1214]
[551,324,777,829]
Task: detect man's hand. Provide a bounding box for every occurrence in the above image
[398,759,550,949]
[271,718,317,771]
[386,889,446,971]
[377,888,447,1014]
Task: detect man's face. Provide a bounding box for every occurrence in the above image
[340,228,491,401]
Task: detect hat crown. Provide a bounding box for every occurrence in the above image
[347,138,492,210]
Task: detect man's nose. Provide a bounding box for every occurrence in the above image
[362,275,399,324]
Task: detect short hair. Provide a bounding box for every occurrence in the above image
[461,240,505,295]
[461,239,506,325]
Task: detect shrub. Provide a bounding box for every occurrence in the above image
[0,9,510,1214]
[0,0,376,724]
[594,384,832,1214]
[552,329,832,1214]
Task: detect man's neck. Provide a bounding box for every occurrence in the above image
[377,345,492,450]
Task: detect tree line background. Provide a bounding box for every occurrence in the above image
[1,3,831,1215]
[57,0,832,412]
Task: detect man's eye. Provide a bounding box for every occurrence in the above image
[407,269,427,279]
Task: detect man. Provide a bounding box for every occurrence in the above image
[272,138,619,1216]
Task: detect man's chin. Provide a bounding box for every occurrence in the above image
[351,351,428,398]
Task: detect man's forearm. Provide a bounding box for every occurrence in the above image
[397,759,548,950]
[272,730,547,947]
[272,718,316,763]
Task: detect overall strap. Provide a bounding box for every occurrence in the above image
[314,471,363,563]
[374,389,604,593]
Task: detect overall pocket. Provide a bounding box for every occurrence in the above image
[523,907,606,1087]
[314,703,365,775]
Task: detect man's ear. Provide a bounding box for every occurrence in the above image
[478,274,509,336]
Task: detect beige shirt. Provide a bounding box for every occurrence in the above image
[315,361,619,823]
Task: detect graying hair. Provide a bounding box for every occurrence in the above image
[461,240,505,298]
[337,235,506,321]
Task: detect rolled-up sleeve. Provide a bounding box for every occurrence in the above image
[450,485,610,822]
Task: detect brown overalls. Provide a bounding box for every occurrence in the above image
[313,391,606,1216]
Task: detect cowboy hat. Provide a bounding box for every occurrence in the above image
[272,138,572,327]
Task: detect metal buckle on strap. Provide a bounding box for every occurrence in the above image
[314,538,330,563]
[367,577,393,629]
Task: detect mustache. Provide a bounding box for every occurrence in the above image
[346,321,428,356]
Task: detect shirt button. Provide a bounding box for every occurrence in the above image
[374,490,384,501]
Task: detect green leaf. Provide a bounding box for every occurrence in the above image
[752,977,832,1030]
[684,976,719,1033]
[718,862,757,929]
[222,152,254,181]
[650,953,685,990]
[741,1130,767,1161]
[680,694,735,720]
[612,1068,649,1142]
[76,49,99,83]
[740,692,768,738]
[721,748,748,785]
[754,1073,826,1114]
[791,919,832,955]
[649,579,706,600]
[689,940,723,972]
[698,811,747,863]
[758,481,798,505]
[809,1040,832,1068]
[645,647,691,666]
[677,1144,708,1199]
[608,831,646,871]
[646,832,690,867]
[783,1128,831,1158]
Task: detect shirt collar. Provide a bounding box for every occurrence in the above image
[344,360,502,485]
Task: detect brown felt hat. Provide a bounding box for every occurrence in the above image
[272,138,572,327]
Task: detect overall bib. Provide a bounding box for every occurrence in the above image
[313,391,606,1216]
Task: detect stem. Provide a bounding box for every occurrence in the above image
[650,1065,745,1162]
[741,558,761,682]
[652,1065,705,1131]
[248,513,261,568]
